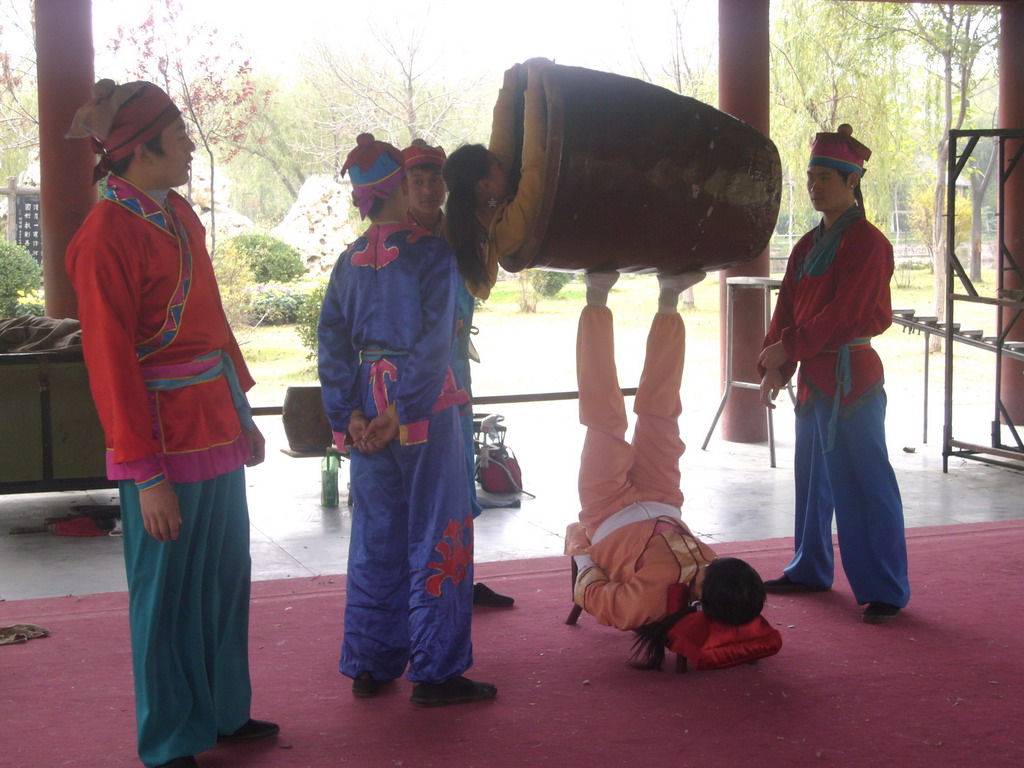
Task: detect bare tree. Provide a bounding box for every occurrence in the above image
[302,23,487,176]
[628,0,717,309]
[110,0,269,254]
[0,0,38,170]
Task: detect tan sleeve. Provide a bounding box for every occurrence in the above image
[489,87,517,173]
[578,539,683,631]
[482,76,548,284]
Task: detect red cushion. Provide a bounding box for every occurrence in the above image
[665,613,782,670]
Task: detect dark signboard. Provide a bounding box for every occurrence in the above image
[15,193,42,263]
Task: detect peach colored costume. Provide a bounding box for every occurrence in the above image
[566,306,717,631]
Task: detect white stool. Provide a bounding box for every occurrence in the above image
[701,276,794,467]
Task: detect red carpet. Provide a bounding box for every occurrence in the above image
[2,521,1022,768]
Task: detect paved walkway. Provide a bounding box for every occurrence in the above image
[1,376,1021,601]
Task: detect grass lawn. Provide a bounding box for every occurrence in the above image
[239,267,1007,416]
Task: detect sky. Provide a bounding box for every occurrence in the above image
[89,0,719,85]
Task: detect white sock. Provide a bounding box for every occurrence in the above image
[658,287,681,314]
[658,270,706,313]
[584,271,619,306]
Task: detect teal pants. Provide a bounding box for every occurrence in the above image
[120,467,253,767]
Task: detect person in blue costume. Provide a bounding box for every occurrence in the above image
[402,139,515,609]
[758,124,910,624]
[318,133,497,707]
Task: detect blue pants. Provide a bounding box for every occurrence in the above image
[341,405,474,683]
[120,468,252,767]
[785,392,910,607]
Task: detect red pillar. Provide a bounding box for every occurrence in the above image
[718,0,771,442]
[35,0,95,319]
[1000,2,1024,422]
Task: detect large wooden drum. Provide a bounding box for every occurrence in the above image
[504,64,782,274]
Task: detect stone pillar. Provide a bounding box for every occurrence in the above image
[718,0,771,443]
[35,0,95,319]
[999,1,1024,421]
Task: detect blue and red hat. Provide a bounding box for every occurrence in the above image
[342,133,406,219]
[809,124,871,178]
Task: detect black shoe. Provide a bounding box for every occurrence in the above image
[155,758,198,768]
[216,718,279,744]
[352,672,392,698]
[763,574,831,593]
[410,676,498,708]
[473,582,515,608]
[862,602,901,624]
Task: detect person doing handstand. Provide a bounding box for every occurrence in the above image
[567,272,768,668]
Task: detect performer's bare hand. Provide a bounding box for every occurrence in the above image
[358,404,399,453]
[760,370,784,409]
[758,341,789,371]
[139,481,181,542]
[348,411,370,447]
[244,424,266,467]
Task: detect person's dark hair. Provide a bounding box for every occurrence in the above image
[442,143,493,290]
[700,557,766,626]
[629,604,695,670]
[628,557,766,670]
[110,133,165,177]
[364,195,386,221]
[409,161,444,176]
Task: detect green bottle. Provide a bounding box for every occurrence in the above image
[321,448,340,507]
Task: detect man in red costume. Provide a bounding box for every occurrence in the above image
[758,124,910,624]
[66,80,277,768]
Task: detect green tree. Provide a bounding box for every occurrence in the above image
[858,2,999,334]
[771,0,910,238]
[222,74,327,224]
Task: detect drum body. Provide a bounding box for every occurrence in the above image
[503,65,782,274]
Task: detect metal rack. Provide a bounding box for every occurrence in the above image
[701,276,795,467]
[943,128,1024,472]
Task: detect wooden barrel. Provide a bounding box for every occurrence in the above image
[503,64,782,274]
[281,385,333,454]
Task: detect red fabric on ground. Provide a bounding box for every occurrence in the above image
[1,521,1021,768]
[53,516,107,536]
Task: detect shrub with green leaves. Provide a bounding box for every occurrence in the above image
[212,242,256,330]
[249,281,310,325]
[529,270,574,297]
[0,242,42,317]
[293,278,329,361]
[15,290,45,317]
[224,233,305,283]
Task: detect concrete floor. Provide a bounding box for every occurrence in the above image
[1,390,1022,602]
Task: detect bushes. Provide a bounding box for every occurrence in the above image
[249,280,323,326]
[530,270,574,297]
[223,233,304,283]
[0,242,42,317]
[15,290,44,317]
[213,242,257,330]
[293,278,328,361]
